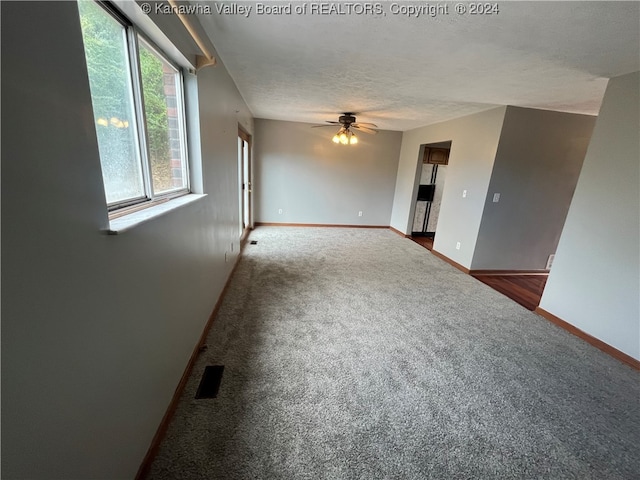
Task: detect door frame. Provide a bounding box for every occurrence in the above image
[238,126,252,240]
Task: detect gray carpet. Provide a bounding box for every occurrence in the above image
[147,227,639,479]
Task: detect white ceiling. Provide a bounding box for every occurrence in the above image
[194,1,640,131]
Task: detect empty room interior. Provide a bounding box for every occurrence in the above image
[2,1,639,479]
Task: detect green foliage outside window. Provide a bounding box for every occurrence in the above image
[78,0,175,199]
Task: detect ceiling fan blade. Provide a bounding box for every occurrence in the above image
[352,125,378,134]
[353,122,378,128]
[325,121,342,125]
[311,125,338,128]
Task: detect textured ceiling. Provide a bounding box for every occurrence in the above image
[194,1,640,131]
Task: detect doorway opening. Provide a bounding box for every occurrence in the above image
[238,127,252,239]
[411,141,451,249]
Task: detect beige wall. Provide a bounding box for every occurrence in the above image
[390,107,507,268]
[539,72,640,360]
[254,119,402,226]
[390,106,595,271]
[471,107,596,270]
[1,2,252,477]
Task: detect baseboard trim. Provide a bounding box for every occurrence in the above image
[470,269,549,276]
[240,226,252,245]
[389,226,410,238]
[534,307,640,370]
[431,249,470,274]
[254,222,388,228]
[135,248,245,480]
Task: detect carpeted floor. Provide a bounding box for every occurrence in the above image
[147,227,639,479]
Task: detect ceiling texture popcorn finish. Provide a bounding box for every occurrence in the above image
[192,0,640,131]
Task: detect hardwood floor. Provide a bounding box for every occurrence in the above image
[409,236,547,310]
[471,274,548,311]
[410,236,434,250]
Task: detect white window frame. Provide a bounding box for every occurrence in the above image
[81,1,190,216]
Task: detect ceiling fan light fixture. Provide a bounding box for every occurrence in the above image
[316,113,376,145]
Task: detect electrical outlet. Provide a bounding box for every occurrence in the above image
[358,211,363,217]
[278,208,283,214]
[462,190,467,198]
[493,193,501,203]
[456,242,461,250]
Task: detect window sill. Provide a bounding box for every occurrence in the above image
[106,194,207,235]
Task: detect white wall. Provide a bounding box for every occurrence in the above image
[472,107,595,270]
[539,72,640,360]
[254,119,402,225]
[390,107,507,267]
[1,2,253,478]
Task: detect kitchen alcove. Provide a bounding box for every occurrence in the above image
[412,141,451,238]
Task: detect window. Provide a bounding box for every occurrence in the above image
[78,0,189,211]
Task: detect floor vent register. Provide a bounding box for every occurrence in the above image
[195,365,225,399]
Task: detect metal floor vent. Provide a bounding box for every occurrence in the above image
[195,365,224,399]
[250,240,258,245]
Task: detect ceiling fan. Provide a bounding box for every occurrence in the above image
[312,113,378,144]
